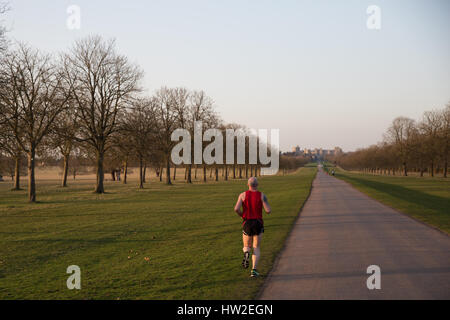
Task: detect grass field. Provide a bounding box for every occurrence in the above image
[333,168,450,234]
[0,167,316,300]
[304,162,319,167]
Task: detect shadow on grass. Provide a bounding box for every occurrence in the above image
[340,174,450,214]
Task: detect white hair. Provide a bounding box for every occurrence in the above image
[248,177,258,188]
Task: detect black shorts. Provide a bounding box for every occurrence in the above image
[243,219,264,236]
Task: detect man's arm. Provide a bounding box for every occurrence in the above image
[234,193,244,217]
[262,193,272,214]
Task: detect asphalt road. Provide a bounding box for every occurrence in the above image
[259,169,450,299]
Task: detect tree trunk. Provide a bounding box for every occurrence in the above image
[215,166,219,181]
[403,162,408,176]
[143,162,147,183]
[233,165,236,179]
[239,166,242,178]
[95,151,105,193]
[430,160,434,177]
[159,166,163,182]
[173,166,176,181]
[27,149,36,202]
[444,157,448,178]
[194,165,197,179]
[13,156,21,190]
[62,154,69,187]
[203,165,207,182]
[166,158,172,185]
[139,157,144,189]
[224,165,228,181]
[123,160,128,184]
[187,165,192,183]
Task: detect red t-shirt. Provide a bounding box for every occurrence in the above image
[242,190,263,221]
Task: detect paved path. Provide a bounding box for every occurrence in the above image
[259,169,450,299]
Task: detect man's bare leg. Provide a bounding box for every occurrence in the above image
[242,234,252,268]
[243,234,253,248]
[251,234,262,270]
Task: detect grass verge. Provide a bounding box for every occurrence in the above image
[334,169,450,234]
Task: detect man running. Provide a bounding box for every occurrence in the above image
[234,177,271,277]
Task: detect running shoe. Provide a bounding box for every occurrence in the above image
[250,269,260,277]
[242,251,250,269]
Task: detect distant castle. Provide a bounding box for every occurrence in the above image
[288,146,343,158]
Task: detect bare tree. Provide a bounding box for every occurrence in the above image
[47,108,78,187]
[111,126,133,185]
[68,147,89,180]
[62,36,142,193]
[0,43,71,202]
[385,117,416,176]
[103,151,122,182]
[153,87,180,185]
[419,111,442,177]
[171,88,190,182]
[0,125,23,189]
[187,91,218,183]
[408,129,428,176]
[122,98,157,188]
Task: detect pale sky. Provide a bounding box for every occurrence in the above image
[4,0,450,151]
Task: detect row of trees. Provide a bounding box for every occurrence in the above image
[329,105,450,177]
[279,155,310,174]
[0,35,299,202]
[0,36,142,201]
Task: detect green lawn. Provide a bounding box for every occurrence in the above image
[304,162,318,167]
[334,169,450,234]
[0,168,316,300]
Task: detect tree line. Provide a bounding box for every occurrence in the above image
[328,105,450,177]
[0,36,302,202]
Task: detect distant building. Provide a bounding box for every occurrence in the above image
[290,146,343,159]
[334,147,343,155]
